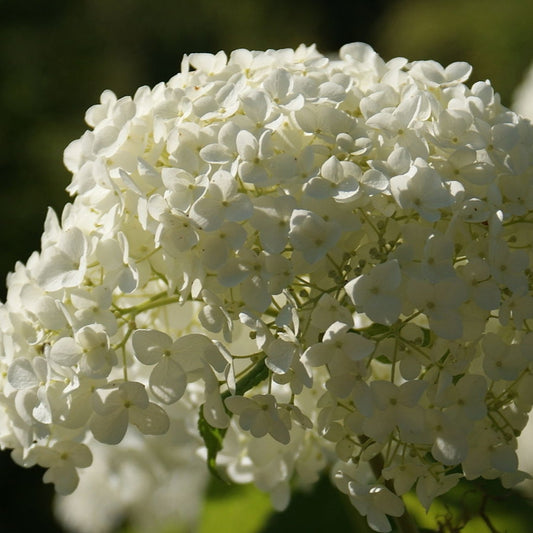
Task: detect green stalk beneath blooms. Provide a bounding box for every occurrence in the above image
[114,293,182,316]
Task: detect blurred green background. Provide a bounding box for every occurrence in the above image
[2,0,533,531]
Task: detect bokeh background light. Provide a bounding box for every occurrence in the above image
[1,1,533,531]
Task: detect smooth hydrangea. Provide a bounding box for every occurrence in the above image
[1,43,533,532]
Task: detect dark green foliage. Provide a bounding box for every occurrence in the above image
[198,405,229,482]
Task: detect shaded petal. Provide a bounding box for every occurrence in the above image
[130,403,170,435]
[149,358,187,404]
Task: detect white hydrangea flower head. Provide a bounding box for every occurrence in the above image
[2,42,533,532]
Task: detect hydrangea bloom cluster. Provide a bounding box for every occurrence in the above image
[1,43,533,532]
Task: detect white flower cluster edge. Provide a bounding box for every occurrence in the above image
[1,42,533,532]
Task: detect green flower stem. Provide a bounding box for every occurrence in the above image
[115,293,181,316]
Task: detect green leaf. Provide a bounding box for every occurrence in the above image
[421,326,432,347]
[198,358,269,481]
[199,358,270,481]
[357,323,391,337]
[376,354,393,364]
[198,404,228,482]
[227,357,269,399]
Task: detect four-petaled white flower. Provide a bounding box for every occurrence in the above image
[90,381,169,444]
[390,158,453,221]
[26,441,92,494]
[288,209,341,263]
[132,329,227,403]
[345,260,402,325]
[225,394,291,444]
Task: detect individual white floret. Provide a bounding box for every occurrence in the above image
[90,382,169,444]
[225,393,290,444]
[334,462,405,533]
[36,227,88,292]
[189,169,253,231]
[345,260,402,326]
[390,158,453,221]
